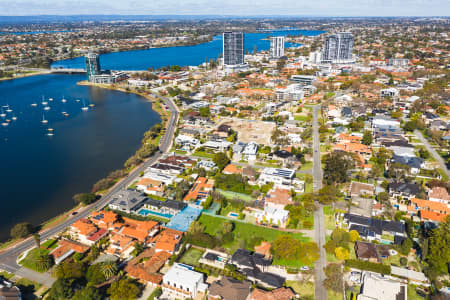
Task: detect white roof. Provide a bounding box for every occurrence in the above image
[164,263,204,288]
[391,266,429,283]
[358,272,406,300]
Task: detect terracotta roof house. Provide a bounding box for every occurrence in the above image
[354,241,381,263]
[120,217,159,243]
[264,188,293,209]
[254,242,272,259]
[125,248,171,286]
[106,233,135,258]
[50,239,90,264]
[152,228,183,254]
[428,187,450,205]
[91,210,118,229]
[223,164,242,175]
[208,277,251,300]
[248,287,295,300]
[184,177,214,202]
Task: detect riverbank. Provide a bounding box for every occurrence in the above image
[0,78,167,247]
[0,70,51,82]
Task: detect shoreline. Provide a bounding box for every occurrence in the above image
[0,70,51,82]
[0,80,169,249]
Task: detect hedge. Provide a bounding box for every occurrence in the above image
[345,259,391,275]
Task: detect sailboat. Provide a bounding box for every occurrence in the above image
[81,99,89,111]
[1,122,8,126]
[41,114,48,124]
[47,132,54,136]
[0,108,6,118]
[49,98,54,102]
[11,114,17,121]
[5,104,12,113]
[41,96,48,106]
[31,102,38,107]
[61,95,67,103]
[44,106,50,111]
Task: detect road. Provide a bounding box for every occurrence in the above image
[414,129,449,178]
[311,105,327,300]
[0,92,179,287]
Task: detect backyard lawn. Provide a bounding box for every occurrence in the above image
[300,161,313,171]
[198,214,310,257]
[324,206,336,231]
[285,280,314,300]
[216,189,254,202]
[328,290,344,300]
[178,248,204,266]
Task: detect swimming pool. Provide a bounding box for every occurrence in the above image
[137,209,173,219]
[229,212,239,217]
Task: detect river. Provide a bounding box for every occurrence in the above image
[0,29,324,241]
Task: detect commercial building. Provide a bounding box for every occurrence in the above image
[85,52,101,81]
[270,36,285,58]
[322,32,354,64]
[223,32,244,66]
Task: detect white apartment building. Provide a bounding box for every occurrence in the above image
[270,36,285,58]
[258,167,295,187]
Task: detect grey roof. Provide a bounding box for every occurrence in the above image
[143,198,187,211]
[110,190,147,211]
[391,155,424,169]
[208,277,251,300]
[344,213,406,235]
[388,182,421,196]
[231,248,272,269]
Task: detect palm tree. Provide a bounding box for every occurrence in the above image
[33,233,41,256]
[101,260,118,280]
[34,254,52,272]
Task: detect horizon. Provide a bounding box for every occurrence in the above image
[0,0,448,17]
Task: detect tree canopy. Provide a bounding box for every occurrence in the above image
[323,151,355,185]
[107,278,141,300]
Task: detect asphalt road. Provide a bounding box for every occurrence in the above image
[311,105,328,300]
[414,129,450,178]
[0,93,179,286]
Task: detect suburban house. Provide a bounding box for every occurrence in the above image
[354,241,390,263]
[106,232,135,258]
[208,277,252,300]
[140,198,187,217]
[254,188,293,227]
[428,187,450,206]
[408,198,450,222]
[388,182,421,202]
[109,190,147,214]
[357,272,406,300]
[125,248,171,287]
[257,167,296,189]
[70,218,108,246]
[50,239,90,264]
[118,218,159,243]
[230,248,286,288]
[349,182,375,198]
[183,177,214,202]
[248,287,295,300]
[136,178,165,196]
[91,210,118,230]
[150,228,183,254]
[148,163,185,175]
[343,213,407,244]
[162,263,208,299]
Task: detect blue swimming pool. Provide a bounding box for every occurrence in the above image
[137,209,173,219]
[195,200,202,206]
[229,212,239,217]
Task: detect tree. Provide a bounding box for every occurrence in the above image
[213,152,230,171]
[101,260,118,280]
[272,235,301,261]
[377,192,389,204]
[73,193,97,205]
[323,263,343,293]
[335,247,350,260]
[72,286,102,300]
[86,263,106,285]
[55,261,86,279]
[34,254,53,272]
[426,216,450,277]
[323,151,355,185]
[199,106,210,117]
[108,278,141,300]
[387,163,411,182]
[33,233,41,256]
[10,222,34,239]
[361,131,373,146]
[47,278,74,300]
[297,241,320,265]
[349,230,360,242]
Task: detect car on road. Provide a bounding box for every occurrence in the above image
[71,211,78,216]
[300,266,310,271]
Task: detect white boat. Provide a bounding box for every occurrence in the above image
[44,106,50,111]
[1,122,8,126]
[31,103,38,107]
[5,105,12,113]
[49,98,54,102]
[47,133,54,136]
[41,114,48,124]
[48,128,54,132]
[11,114,17,121]
[76,99,81,102]
[81,99,89,111]
[61,96,67,103]
[0,108,6,118]
[41,96,48,106]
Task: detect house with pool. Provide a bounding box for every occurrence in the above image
[136,198,187,219]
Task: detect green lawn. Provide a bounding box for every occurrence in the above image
[193,151,215,159]
[19,239,57,272]
[294,115,310,122]
[296,173,313,193]
[324,206,336,231]
[0,271,14,280]
[407,284,425,300]
[178,248,204,266]
[328,290,344,300]
[198,214,309,257]
[216,189,254,202]
[285,280,314,300]
[300,161,313,171]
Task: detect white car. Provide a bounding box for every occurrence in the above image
[300,266,310,271]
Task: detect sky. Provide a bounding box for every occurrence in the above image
[0,0,448,16]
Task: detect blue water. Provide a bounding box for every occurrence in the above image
[137,208,173,219]
[229,212,239,217]
[0,30,73,35]
[51,30,325,70]
[0,74,160,240]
